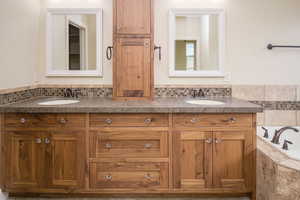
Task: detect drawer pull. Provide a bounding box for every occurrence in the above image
[144,173,152,179]
[205,138,213,144]
[35,138,42,144]
[144,143,152,148]
[44,138,51,144]
[105,119,113,124]
[215,139,223,144]
[105,143,112,149]
[20,118,26,124]
[222,117,236,123]
[190,118,198,123]
[59,118,67,124]
[104,175,112,180]
[144,118,153,124]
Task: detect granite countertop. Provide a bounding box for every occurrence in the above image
[0,97,262,113]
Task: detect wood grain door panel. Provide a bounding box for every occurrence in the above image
[7,131,44,189]
[213,131,252,190]
[173,131,213,189]
[115,38,151,98]
[46,131,84,189]
[90,162,168,189]
[90,130,168,158]
[115,0,151,35]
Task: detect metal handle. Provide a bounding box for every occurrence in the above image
[59,118,67,124]
[144,143,152,149]
[144,173,152,179]
[105,118,113,125]
[222,117,236,123]
[106,46,113,60]
[190,118,198,123]
[35,138,42,144]
[215,138,222,144]
[154,45,162,61]
[20,118,26,124]
[104,175,112,180]
[144,118,152,124]
[205,138,213,144]
[44,138,51,144]
[105,143,112,149]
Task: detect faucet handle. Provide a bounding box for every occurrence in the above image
[262,127,269,138]
[282,140,293,150]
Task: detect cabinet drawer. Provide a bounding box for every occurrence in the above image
[5,114,86,129]
[90,162,168,189]
[90,130,168,158]
[90,114,168,127]
[173,114,252,128]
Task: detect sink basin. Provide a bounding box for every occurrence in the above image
[186,100,225,106]
[38,100,80,106]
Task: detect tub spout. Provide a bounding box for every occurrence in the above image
[271,126,299,144]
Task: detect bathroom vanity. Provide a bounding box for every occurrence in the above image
[0,97,262,200]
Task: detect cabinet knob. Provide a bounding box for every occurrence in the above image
[205,138,213,144]
[144,173,152,179]
[144,118,152,124]
[35,138,42,144]
[190,118,198,123]
[44,138,51,144]
[105,143,112,149]
[105,119,113,125]
[215,139,223,144]
[104,175,112,180]
[59,118,67,124]
[20,118,26,124]
[144,143,152,149]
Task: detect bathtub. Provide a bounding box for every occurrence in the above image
[257,126,300,161]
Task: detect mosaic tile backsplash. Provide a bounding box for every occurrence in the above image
[1,86,300,111]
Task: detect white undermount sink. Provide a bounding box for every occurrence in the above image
[38,99,80,106]
[185,100,225,106]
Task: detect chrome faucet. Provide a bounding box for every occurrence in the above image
[271,126,299,144]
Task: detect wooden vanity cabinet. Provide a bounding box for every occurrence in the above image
[1,113,256,199]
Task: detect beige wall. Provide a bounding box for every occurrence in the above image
[0,0,40,90]
[2,0,300,88]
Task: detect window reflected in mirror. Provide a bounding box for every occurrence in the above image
[169,9,224,77]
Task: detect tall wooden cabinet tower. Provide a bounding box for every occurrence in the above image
[111,0,155,100]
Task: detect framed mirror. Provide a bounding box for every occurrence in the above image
[169,9,225,77]
[46,8,102,76]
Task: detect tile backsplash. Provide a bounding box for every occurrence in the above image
[1,84,300,126]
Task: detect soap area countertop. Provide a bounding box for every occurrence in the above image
[0,97,262,113]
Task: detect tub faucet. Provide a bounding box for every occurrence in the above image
[271,126,299,144]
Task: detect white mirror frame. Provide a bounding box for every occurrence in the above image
[169,9,225,78]
[46,8,103,77]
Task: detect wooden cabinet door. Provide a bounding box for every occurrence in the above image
[213,131,252,190]
[173,131,213,189]
[7,131,44,189]
[115,0,151,35]
[115,38,152,98]
[46,131,84,189]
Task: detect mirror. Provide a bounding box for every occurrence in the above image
[47,9,102,76]
[169,9,225,77]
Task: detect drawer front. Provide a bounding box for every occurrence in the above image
[90,162,168,189]
[90,130,168,158]
[5,114,86,129]
[90,114,168,127]
[173,114,253,128]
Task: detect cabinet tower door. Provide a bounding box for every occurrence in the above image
[174,131,213,189]
[213,131,252,190]
[46,131,84,189]
[115,0,151,35]
[8,132,43,189]
[115,38,152,98]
